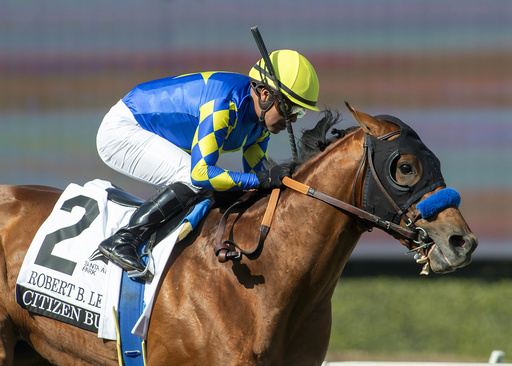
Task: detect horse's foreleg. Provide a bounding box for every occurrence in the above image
[12,341,52,366]
[282,301,333,366]
[0,311,16,366]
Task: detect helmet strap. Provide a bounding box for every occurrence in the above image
[251,81,275,127]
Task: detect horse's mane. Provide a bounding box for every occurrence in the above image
[212,109,356,208]
[297,109,358,164]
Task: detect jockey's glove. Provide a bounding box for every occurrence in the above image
[256,166,292,191]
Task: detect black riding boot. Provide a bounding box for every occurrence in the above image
[98,182,196,272]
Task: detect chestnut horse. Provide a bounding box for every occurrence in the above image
[0,104,477,365]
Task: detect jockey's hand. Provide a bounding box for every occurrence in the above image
[256,166,292,191]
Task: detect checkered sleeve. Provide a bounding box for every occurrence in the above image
[242,130,270,173]
[190,99,260,191]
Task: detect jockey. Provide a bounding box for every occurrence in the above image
[96,49,320,273]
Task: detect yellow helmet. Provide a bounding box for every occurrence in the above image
[249,49,320,112]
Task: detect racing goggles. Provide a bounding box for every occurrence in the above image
[277,98,307,119]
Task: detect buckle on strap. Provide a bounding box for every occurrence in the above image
[214,242,242,263]
[214,189,281,263]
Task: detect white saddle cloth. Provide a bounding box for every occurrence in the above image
[16,179,186,340]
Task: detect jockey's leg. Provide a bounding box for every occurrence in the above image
[97,100,198,189]
[98,182,196,272]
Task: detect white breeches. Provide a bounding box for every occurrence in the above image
[96,100,200,192]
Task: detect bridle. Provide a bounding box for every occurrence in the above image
[214,126,444,265]
[357,130,434,252]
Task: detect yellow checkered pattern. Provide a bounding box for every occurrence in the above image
[190,99,266,191]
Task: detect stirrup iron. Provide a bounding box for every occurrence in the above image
[127,233,156,281]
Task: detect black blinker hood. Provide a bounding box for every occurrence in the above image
[363,115,445,224]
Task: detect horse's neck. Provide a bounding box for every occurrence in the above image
[298,132,362,203]
[258,132,365,301]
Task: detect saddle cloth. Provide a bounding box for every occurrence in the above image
[15,179,211,340]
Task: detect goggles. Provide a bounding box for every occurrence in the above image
[277,99,307,119]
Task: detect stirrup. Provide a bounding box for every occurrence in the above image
[127,233,156,281]
[127,255,154,281]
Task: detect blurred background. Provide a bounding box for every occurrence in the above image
[2,0,511,362]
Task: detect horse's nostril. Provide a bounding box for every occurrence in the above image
[450,235,466,248]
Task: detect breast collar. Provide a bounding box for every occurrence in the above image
[362,115,445,225]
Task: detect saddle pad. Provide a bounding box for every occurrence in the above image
[15,179,211,341]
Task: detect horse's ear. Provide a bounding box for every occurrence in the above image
[345,101,372,134]
[345,101,397,137]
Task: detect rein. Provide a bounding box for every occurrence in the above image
[282,177,418,240]
[214,177,420,263]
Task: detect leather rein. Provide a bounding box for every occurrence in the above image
[214,130,431,263]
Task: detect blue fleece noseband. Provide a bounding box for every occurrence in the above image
[416,188,461,219]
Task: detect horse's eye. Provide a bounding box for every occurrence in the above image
[399,164,413,175]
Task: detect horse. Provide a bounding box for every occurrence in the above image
[0,103,477,365]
